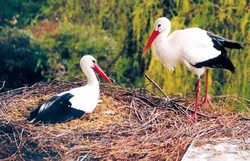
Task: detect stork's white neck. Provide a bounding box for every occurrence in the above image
[80,62,100,86]
[161,26,172,38]
[152,27,181,71]
[162,26,171,37]
[153,26,172,47]
[85,68,99,86]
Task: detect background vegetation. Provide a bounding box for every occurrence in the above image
[0,0,249,98]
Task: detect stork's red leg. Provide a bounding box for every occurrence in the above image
[201,70,213,107]
[187,77,201,122]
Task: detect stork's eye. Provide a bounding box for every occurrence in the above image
[158,24,161,28]
[92,60,96,63]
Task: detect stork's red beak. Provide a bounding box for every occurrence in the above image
[143,30,160,53]
[92,64,112,83]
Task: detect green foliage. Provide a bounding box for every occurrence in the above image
[38,23,119,81]
[0,27,47,90]
[35,0,250,98]
[0,0,249,100]
[0,0,44,27]
[145,0,250,98]
[38,0,164,85]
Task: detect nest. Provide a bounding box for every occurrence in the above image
[0,78,249,160]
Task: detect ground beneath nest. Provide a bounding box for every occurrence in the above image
[0,79,249,160]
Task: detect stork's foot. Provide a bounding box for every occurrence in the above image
[201,96,213,107]
[185,115,197,123]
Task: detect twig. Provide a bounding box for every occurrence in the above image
[239,117,250,121]
[170,101,215,119]
[144,74,170,100]
[0,81,5,91]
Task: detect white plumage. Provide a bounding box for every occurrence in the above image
[28,55,111,124]
[144,17,242,122]
[59,85,99,113]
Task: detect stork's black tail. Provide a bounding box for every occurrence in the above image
[193,31,243,73]
[206,31,243,49]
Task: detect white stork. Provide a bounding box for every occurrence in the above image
[27,55,111,124]
[144,17,242,122]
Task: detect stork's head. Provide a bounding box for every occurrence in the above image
[154,17,171,33]
[144,17,171,52]
[80,55,111,83]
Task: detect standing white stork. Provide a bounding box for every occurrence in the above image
[27,55,112,124]
[144,17,242,122]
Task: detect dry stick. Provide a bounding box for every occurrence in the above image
[240,117,250,121]
[144,74,213,118]
[0,81,5,91]
[145,74,169,100]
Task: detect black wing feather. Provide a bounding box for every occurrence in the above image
[27,93,85,124]
[192,31,242,73]
[27,95,59,122]
[206,31,243,49]
[193,54,235,73]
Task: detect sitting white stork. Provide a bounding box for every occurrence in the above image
[27,55,111,124]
